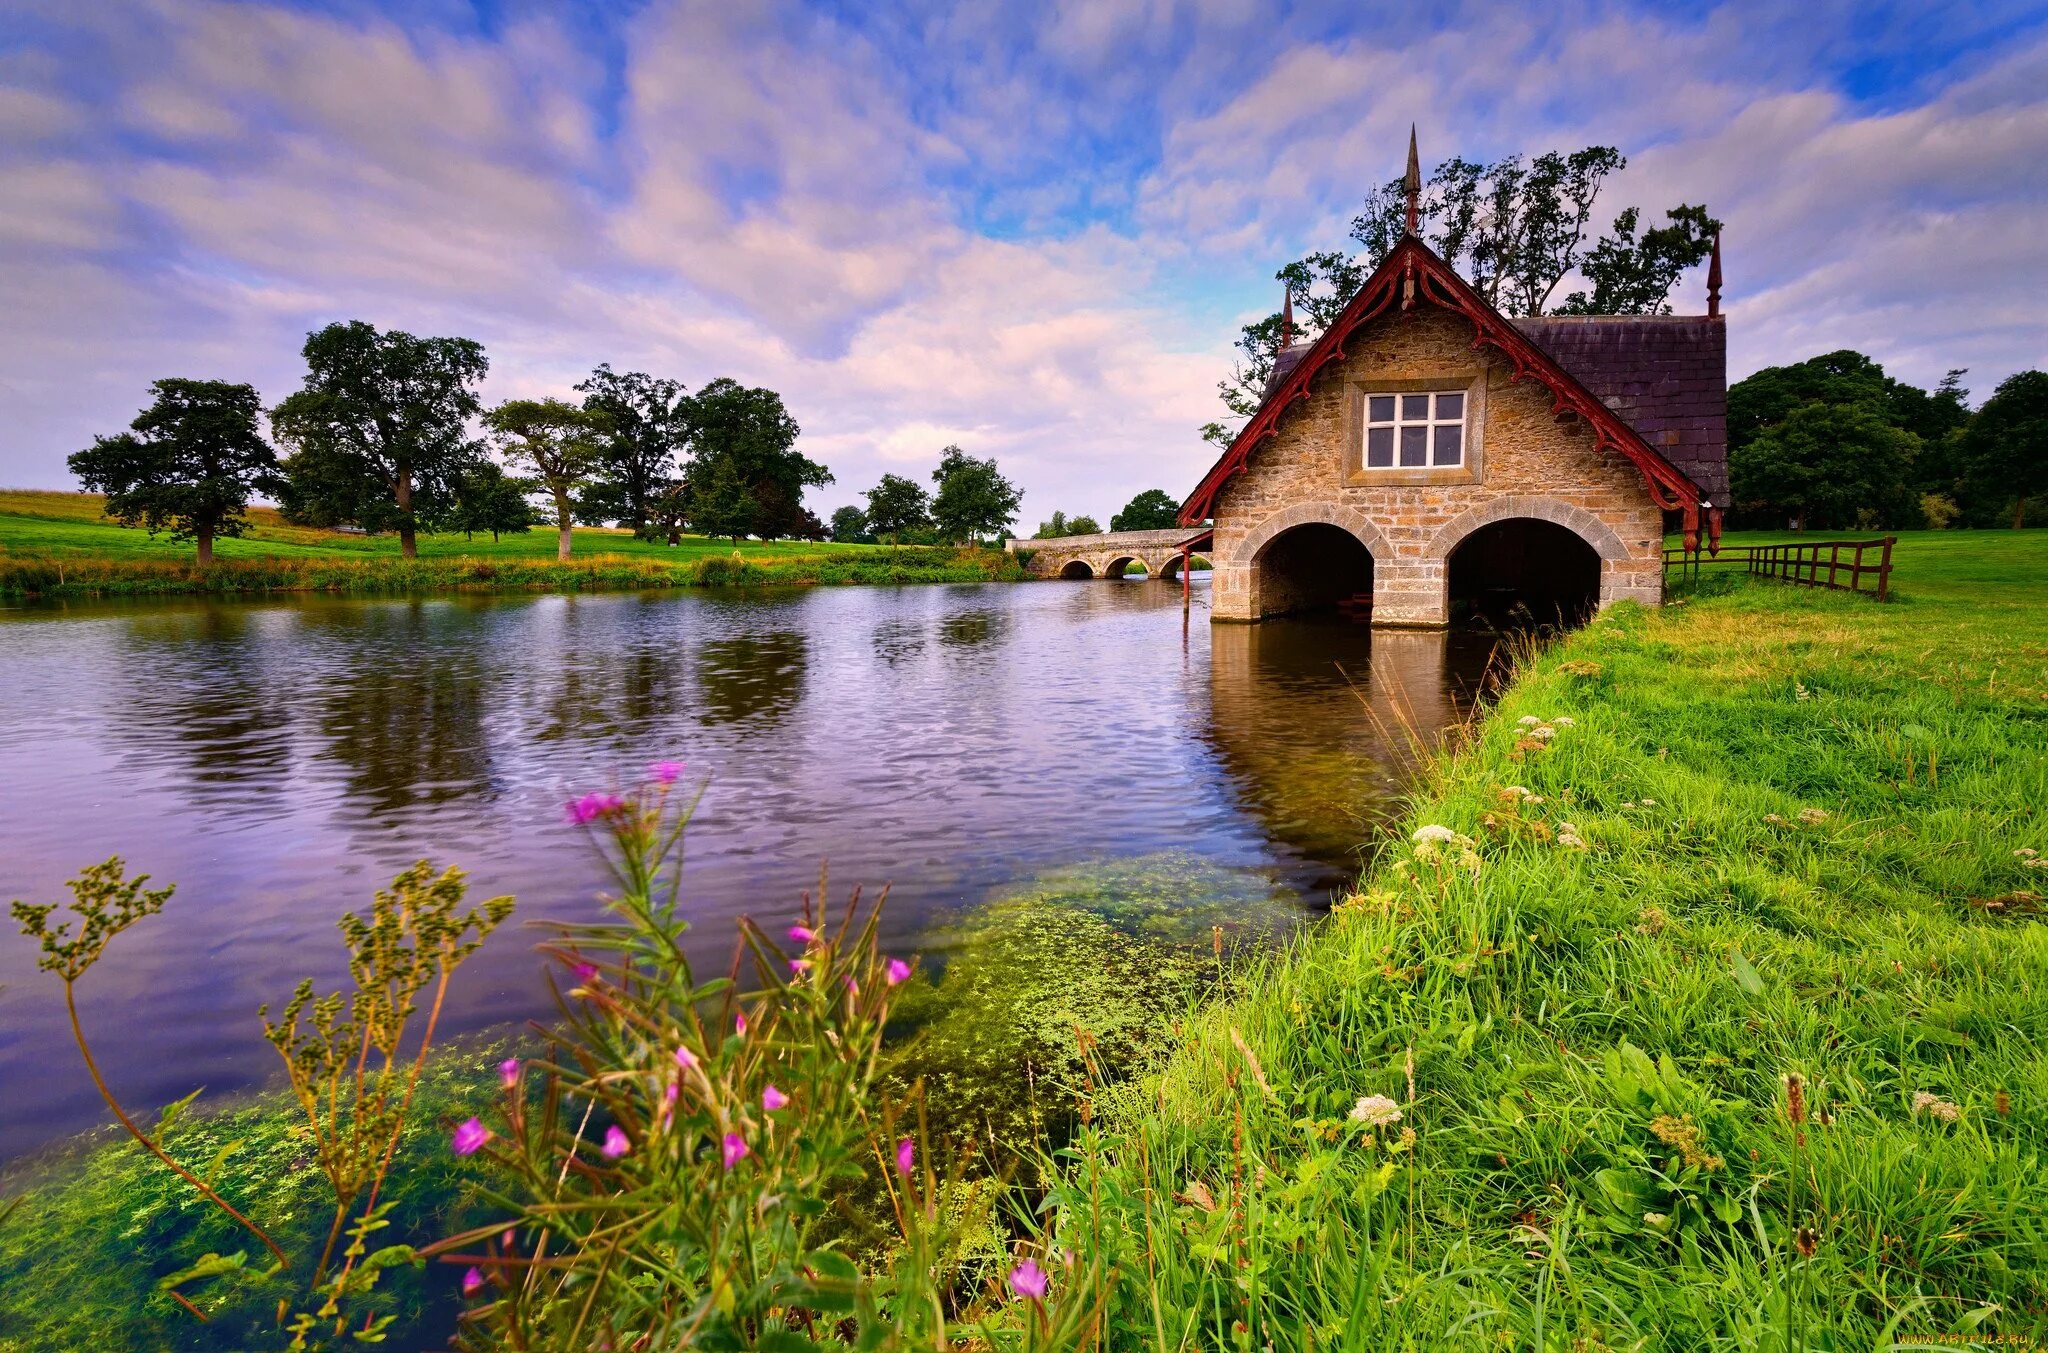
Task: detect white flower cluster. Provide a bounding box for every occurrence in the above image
[1499,785,1546,805]
[2018,848,2045,870]
[1911,1091,1960,1122]
[1556,822,1588,850]
[1348,1094,1403,1128]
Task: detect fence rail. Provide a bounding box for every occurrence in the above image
[1663,536,1895,601]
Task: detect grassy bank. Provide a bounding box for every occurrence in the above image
[1073,529,2048,1347]
[0,490,1022,597]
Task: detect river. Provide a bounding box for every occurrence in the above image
[0,578,1498,1161]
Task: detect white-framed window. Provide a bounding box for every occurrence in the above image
[1363,390,1466,470]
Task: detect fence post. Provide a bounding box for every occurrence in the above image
[1878,536,1895,602]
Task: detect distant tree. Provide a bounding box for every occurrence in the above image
[486,398,610,560]
[864,473,932,542]
[1728,351,1895,453]
[1729,402,1916,532]
[1065,514,1102,536]
[1032,510,1071,539]
[682,379,831,543]
[68,378,283,564]
[1960,370,2048,528]
[449,462,537,542]
[1110,489,1181,532]
[1208,145,1718,445]
[830,505,872,543]
[270,321,489,558]
[930,446,1021,544]
[575,365,689,536]
[751,480,826,541]
[645,479,692,546]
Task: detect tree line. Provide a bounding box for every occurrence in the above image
[1727,353,2047,531]
[70,321,1028,564]
[824,447,1023,546]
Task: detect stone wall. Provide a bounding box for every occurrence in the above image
[1209,307,1665,625]
[1007,527,1203,581]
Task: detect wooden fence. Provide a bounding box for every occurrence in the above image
[1663,536,1895,601]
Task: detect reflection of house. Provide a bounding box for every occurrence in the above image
[1179,138,1725,627]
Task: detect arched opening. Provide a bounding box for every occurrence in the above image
[1447,518,1601,629]
[1103,555,1139,580]
[1059,559,1095,580]
[1156,555,1181,581]
[1251,523,1375,619]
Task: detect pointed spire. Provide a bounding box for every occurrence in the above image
[1280,284,1295,349]
[1404,124,1421,235]
[1706,229,1723,318]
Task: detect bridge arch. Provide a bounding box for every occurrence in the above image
[1058,559,1095,580]
[1235,504,1387,620]
[1426,496,1630,626]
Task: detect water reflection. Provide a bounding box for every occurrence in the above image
[0,580,1493,1159]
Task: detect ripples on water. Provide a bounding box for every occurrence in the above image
[0,579,1497,1159]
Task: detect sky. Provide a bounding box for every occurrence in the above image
[3,0,2045,528]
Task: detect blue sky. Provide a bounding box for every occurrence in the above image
[3,0,2045,525]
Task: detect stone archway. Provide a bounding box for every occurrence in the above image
[1423,495,1647,623]
[1059,559,1095,579]
[1229,504,1389,620]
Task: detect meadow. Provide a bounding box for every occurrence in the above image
[1067,527,2048,1348]
[0,489,1021,596]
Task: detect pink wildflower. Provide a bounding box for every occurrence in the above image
[451,1118,490,1156]
[648,760,685,785]
[788,958,812,977]
[572,961,598,984]
[1009,1258,1048,1300]
[788,924,816,944]
[461,1266,485,1297]
[763,1084,789,1111]
[601,1125,631,1159]
[674,1044,698,1069]
[566,792,623,825]
[722,1132,749,1169]
[885,957,912,986]
[735,1010,748,1037]
[498,1058,519,1089]
[895,1136,915,1177]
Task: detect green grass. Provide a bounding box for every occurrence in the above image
[1068,528,2048,1348]
[0,489,1021,597]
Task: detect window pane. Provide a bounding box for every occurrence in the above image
[1366,426,1394,467]
[1435,391,1464,421]
[1401,393,1431,421]
[1433,424,1463,466]
[1399,425,1428,466]
[1367,395,1395,423]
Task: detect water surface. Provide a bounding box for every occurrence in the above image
[0,579,1495,1159]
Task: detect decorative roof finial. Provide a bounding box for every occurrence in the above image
[1706,229,1723,318]
[1404,124,1421,235]
[1280,284,1295,350]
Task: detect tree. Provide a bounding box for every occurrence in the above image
[1209,144,1718,443]
[645,480,692,546]
[485,398,610,560]
[1728,402,1916,532]
[1960,370,2048,528]
[449,462,537,542]
[270,321,489,558]
[681,379,831,543]
[1065,514,1102,536]
[575,365,688,536]
[930,445,1021,544]
[864,473,932,542]
[68,378,283,564]
[830,505,872,543]
[1033,510,1072,539]
[1110,489,1181,532]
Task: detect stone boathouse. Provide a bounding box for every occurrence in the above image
[1177,158,1727,628]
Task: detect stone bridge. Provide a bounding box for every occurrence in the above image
[1005,528,1209,581]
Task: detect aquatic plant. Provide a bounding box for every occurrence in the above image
[426,767,1108,1349]
[10,856,511,1340]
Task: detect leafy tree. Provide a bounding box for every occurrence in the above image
[864,473,932,542]
[485,398,610,560]
[930,445,1021,544]
[1033,510,1072,539]
[752,481,827,541]
[270,321,489,557]
[1065,514,1102,536]
[1728,351,1895,452]
[1960,370,2048,528]
[575,364,688,536]
[1110,489,1181,532]
[1208,145,1718,444]
[1728,402,1916,532]
[645,480,692,546]
[829,505,872,543]
[682,379,831,543]
[450,462,537,541]
[68,378,283,564]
